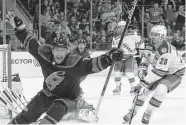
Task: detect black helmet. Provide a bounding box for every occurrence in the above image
[53,37,68,48]
[77,39,86,44]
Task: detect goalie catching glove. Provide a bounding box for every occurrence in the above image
[5,11,25,30]
[131,80,149,95]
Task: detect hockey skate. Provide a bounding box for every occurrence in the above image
[112,83,121,95]
[122,110,136,124]
[141,112,151,124]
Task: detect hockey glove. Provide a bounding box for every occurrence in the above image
[6,11,25,30]
[106,48,124,62]
[138,63,148,80]
[132,80,149,95]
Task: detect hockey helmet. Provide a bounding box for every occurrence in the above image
[78,39,86,44]
[117,21,126,27]
[116,21,126,36]
[53,37,68,48]
[150,25,167,46]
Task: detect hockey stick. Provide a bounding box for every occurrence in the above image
[128,91,139,125]
[95,0,139,115]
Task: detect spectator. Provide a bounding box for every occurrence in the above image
[79,18,88,30]
[41,0,48,14]
[68,16,77,32]
[52,14,61,24]
[147,2,163,36]
[78,29,86,40]
[79,0,90,13]
[164,4,177,25]
[0,30,3,45]
[50,5,56,16]
[171,29,185,49]
[176,5,185,30]
[58,11,64,21]
[83,25,90,36]
[70,8,80,21]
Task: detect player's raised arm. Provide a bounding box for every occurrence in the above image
[5,11,41,60]
[55,47,124,76]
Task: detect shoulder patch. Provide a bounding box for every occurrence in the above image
[38,44,53,55]
[160,47,168,54]
[157,42,170,55]
[38,44,53,61]
[64,54,82,67]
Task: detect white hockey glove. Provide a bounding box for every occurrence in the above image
[138,63,148,80]
[77,108,99,122]
[131,80,149,95]
[5,11,25,30]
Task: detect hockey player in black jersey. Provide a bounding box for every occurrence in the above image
[6,12,124,124]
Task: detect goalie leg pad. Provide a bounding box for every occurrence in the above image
[9,91,54,124]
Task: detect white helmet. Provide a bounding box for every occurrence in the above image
[117,21,126,26]
[115,21,126,36]
[150,25,167,46]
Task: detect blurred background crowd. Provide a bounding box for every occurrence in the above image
[0,0,185,51]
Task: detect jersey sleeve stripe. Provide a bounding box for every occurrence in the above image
[174,68,185,76]
[97,56,105,71]
[23,33,35,50]
[92,56,103,73]
[151,68,167,77]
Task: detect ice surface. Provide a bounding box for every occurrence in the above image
[0,73,186,125]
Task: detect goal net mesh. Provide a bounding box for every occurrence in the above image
[0,44,11,119]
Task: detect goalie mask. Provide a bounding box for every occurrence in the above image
[150,25,167,47]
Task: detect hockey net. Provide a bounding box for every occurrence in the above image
[0,44,11,119]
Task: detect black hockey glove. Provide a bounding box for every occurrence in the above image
[106,48,124,62]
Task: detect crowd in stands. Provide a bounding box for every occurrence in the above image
[0,0,185,51]
[142,0,185,50]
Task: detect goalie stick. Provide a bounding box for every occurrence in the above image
[95,0,139,116]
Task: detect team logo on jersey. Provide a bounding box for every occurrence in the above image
[161,48,167,54]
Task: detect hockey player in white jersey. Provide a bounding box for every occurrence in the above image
[112,21,142,95]
[122,25,185,124]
